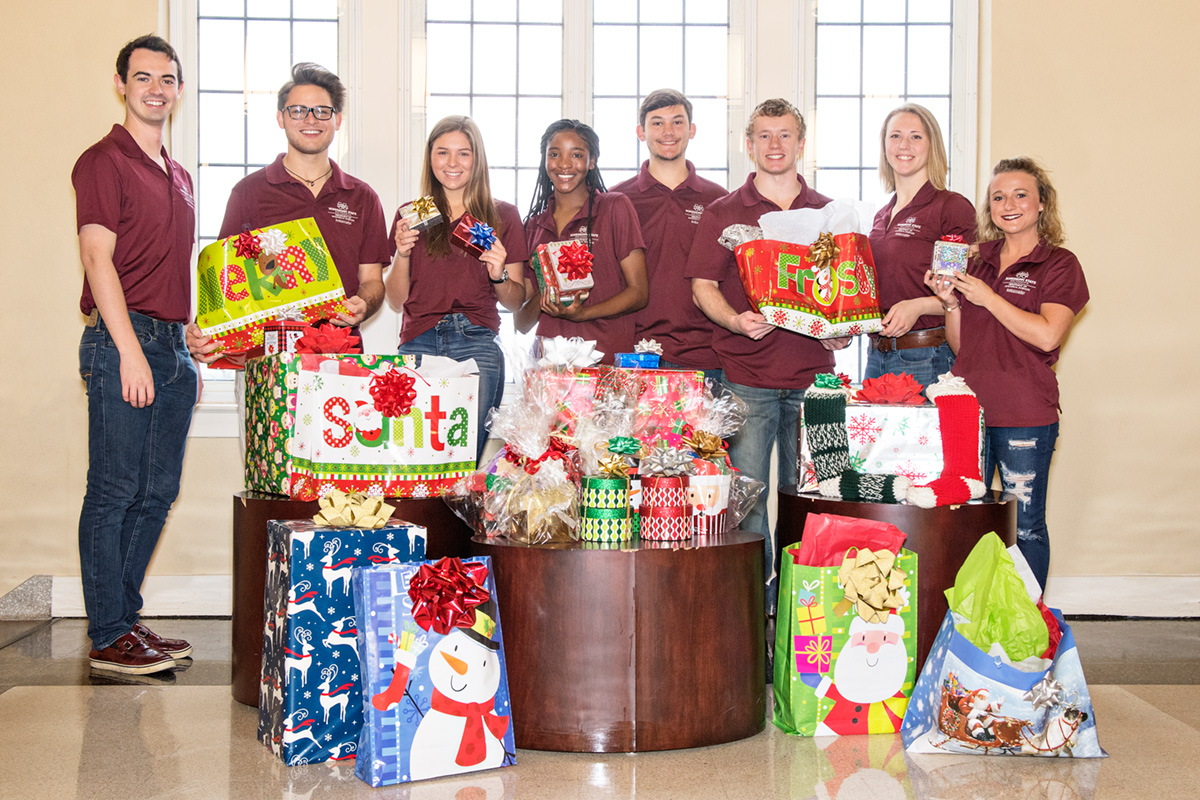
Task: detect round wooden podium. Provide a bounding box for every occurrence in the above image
[230,491,473,707]
[775,487,1016,671]
[471,531,766,753]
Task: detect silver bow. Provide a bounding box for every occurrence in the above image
[1023,675,1064,710]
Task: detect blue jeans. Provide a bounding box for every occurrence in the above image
[984,422,1059,591]
[864,341,955,388]
[659,359,724,388]
[78,312,198,650]
[722,380,803,615]
[399,313,503,466]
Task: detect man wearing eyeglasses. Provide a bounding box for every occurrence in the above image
[187,62,389,362]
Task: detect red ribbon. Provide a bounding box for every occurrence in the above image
[234,231,262,260]
[407,557,491,635]
[940,235,965,243]
[294,323,361,355]
[430,689,510,767]
[556,241,594,281]
[502,437,579,480]
[370,369,418,417]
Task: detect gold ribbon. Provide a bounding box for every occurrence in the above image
[834,548,907,624]
[312,489,397,529]
[683,430,726,462]
[805,231,840,273]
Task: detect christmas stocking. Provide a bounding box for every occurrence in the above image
[371,630,420,711]
[907,374,986,508]
[804,375,910,503]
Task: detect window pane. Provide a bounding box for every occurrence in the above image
[246,20,291,93]
[593,97,640,172]
[595,0,638,24]
[489,168,518,209]
[474,25,518,94]
[686,0,728,24]
[907,25,951,95]
[294,21,338,70]
[199,93,246,164]
[520,0,562,24]
[426,95,470,132]
[813,168,861,201]
[908,0,953,23]
[428,24,472,95]
[247,92,284,165]
[246,0,287,18]
[475,0,517,23]
[817,0,860,23]
[519,24,562,95]
[816,25,860,95]
[687,97,729,170]
[640,0,683,24]
[519,97,564,168]
[607,168,639,186]
[593,26,637,96]
[697,168,728,189]
[292,0,337,19]
[198,20,245,91]
[861,25,904,96]
[862,0,904,23]
[473,96,518,168]
[684,25,727,96]
[199,0,243,15]
[814,97,860,167]
[199,165,246,236]
[517,167,541,212]
[641,25,683,91]
[429,0,471,21]
[861,95,898,166]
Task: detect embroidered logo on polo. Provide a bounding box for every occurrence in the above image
[328,201,359,226]
[569,226,600,247]
[893,216,921,238]
[1002,270,1036,296]
[178,182,196,210]
[685,203,705,224]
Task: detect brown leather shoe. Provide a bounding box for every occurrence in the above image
[89,632,176,675]
[134,622,193,659]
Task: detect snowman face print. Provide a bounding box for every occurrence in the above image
[428,631,501,703]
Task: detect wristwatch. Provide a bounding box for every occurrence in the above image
[489,267,509,285]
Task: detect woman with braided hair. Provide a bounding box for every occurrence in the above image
[517,119,648,363]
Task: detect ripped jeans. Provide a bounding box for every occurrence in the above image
[983,423,1059,591]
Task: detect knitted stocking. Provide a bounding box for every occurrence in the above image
[907,374,986,508]
[804,377,910,504]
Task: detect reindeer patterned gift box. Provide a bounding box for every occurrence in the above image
[258,518,427,766]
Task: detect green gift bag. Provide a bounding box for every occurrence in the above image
[773,542,918,737]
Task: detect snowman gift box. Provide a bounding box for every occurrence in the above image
[353,557,516,787]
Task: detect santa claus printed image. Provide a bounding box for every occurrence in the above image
[804,613,911,736]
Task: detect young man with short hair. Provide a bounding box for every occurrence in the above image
[611,89,727,380]
[74,34,199,674]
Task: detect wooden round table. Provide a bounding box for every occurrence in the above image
[470,531,766,753]
[775,487,1016,672]
[230,490,473,707]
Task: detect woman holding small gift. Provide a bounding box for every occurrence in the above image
[517,119,648,363]
[386,115,534,464]
[866,104,976,387]
[926,158,1089,589]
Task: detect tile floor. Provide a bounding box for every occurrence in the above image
[0,617,1196,799]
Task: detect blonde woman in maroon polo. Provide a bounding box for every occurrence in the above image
[927,158,1089,590]
[867,104,976,387]
[386,116,533,464]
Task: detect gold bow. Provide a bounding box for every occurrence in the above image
[411,196,438,220]
[684,430,726,461]
[313,489,397,529]
[805,231,840,273]
[834,548,907,623]
[597,454,631,479]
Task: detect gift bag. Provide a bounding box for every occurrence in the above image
[354,558,516,787]
[900,609,1105,757]
[258,518,427,765]
[773,515,917,737]
[735,233,883,339]
[196,217,348,362]
[245,352,479,500]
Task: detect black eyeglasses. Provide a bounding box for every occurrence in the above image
[284,105,335,120]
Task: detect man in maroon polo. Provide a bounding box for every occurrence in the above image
[74,34,198,675]
[611,89,728,380]
[187,62,389,363]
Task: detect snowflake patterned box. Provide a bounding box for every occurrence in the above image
[195,217,349,368]
[244,352,479,500]
[353,557,516,787]
[797,400,983,493]
[258,518,427,766]
[735,234,884,339]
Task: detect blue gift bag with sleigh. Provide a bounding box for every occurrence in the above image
[353,557,517,786]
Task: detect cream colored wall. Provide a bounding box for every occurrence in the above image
[2,1,1195,602]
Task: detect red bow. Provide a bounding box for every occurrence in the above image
[294,323,361,355]
[556,241,594,281]
[370,369,418,417]
[234,231,262,259]
[407,558,491,635]
[854,372,926,405]
[431,689,510,767]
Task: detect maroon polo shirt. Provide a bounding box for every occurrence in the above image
[952,239,1089,427]
[524,191,646,364]
[686,173,835,389]
[612,161,728,368]
[389,200,529,342]
[870,181,976,331]
[73,125,196,323]
[219,154,389,298]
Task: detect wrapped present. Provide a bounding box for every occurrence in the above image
[931,235,970,276]
[397,195,443,232]
[795,635,833,675]
[258,518,427,766]
[580,475,632,542]
[686,464,730,536]
[796,596,827,635]
[639,474,691,541]
[533,367,705,440]
[244,352,479,500]
[797,396,983,492]
[614,338,663,369]
[263,320,312,356]
[196,217,348,365]
[532,240,594,306]
[354,557,516,786]
[450,213,498,258]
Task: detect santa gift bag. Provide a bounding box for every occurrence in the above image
[901,534,1105,757]
[773,514,918,737]
[353,557,516,787]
